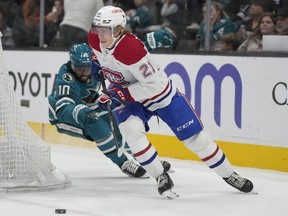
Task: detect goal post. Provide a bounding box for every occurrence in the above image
[0,32,71,191]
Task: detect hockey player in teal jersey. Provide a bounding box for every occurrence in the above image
[48,43,147,177]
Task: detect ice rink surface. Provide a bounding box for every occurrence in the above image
[1,144,287,216]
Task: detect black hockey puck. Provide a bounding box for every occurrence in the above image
[55,209,66,214]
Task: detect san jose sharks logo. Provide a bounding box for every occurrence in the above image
[82,89,98,104]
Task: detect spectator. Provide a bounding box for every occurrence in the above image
[126,0,151,35]
[158,0,182,38]
[0,8,15,48]
[186,0,204,32]
[238,12,277,51]
[244,0,274,33]
[276,6,288,35]
[160,0,179,27]
[0,0,20,28]
[217,32,243,51]
[196,1,237,50]
[12,0,61,47]
[133,0,179,47]
[53,0,104,47]
[144,0,163,25]
[186,0,232,33]
[225,0,251,29]
[47,0,64,47]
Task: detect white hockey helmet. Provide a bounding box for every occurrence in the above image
[93,6,126,30]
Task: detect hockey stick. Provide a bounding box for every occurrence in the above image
[99,71,125,157]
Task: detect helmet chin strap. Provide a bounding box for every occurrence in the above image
[107,28,124,48]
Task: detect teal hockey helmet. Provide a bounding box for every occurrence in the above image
[69,43,92,67]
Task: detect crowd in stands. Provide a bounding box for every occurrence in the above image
[0,0,288,52]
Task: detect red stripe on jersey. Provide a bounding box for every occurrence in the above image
[113,34,147,65]
[142,81,170,104]
[133,143,152,157]
[202,145,219,161]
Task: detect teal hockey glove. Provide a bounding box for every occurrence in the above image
[72,104,97,128]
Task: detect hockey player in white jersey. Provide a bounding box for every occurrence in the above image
[88,6,254,198]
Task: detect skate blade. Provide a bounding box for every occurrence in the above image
[140,174,150,179]
[162,189,179,200]
[128,174,150,179]
[245,190,258,195]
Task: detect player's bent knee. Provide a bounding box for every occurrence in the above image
[118,116,146,143]
[183,130,213,152]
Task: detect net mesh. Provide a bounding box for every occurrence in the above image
[0,33,71,191]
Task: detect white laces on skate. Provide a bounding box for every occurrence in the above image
[121,160,138,175]
[223,172,254,193]
[120,160,148,178]
[225,173,246,189]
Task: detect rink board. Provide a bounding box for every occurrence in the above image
[2,50,287,173]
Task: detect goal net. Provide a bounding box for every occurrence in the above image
[0,32,71,191]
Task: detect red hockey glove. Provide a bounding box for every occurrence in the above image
[98,85,134,111]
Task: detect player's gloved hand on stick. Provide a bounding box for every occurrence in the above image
[72,104,98,128]
[98,85,134,111]
[91,59,103,82]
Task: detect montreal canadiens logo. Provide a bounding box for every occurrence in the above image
[62,73,75,83]
[102,68,128,85]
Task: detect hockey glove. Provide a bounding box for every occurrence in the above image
[145,28,176,51]
[98,85,134,111]
[72,104,98,128]
[91,59,103,82]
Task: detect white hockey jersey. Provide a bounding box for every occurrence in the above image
[88,31,176,111]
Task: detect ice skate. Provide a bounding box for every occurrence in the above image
[156,172,179,199]
[121,160,147,178]
[223,172,253,193]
